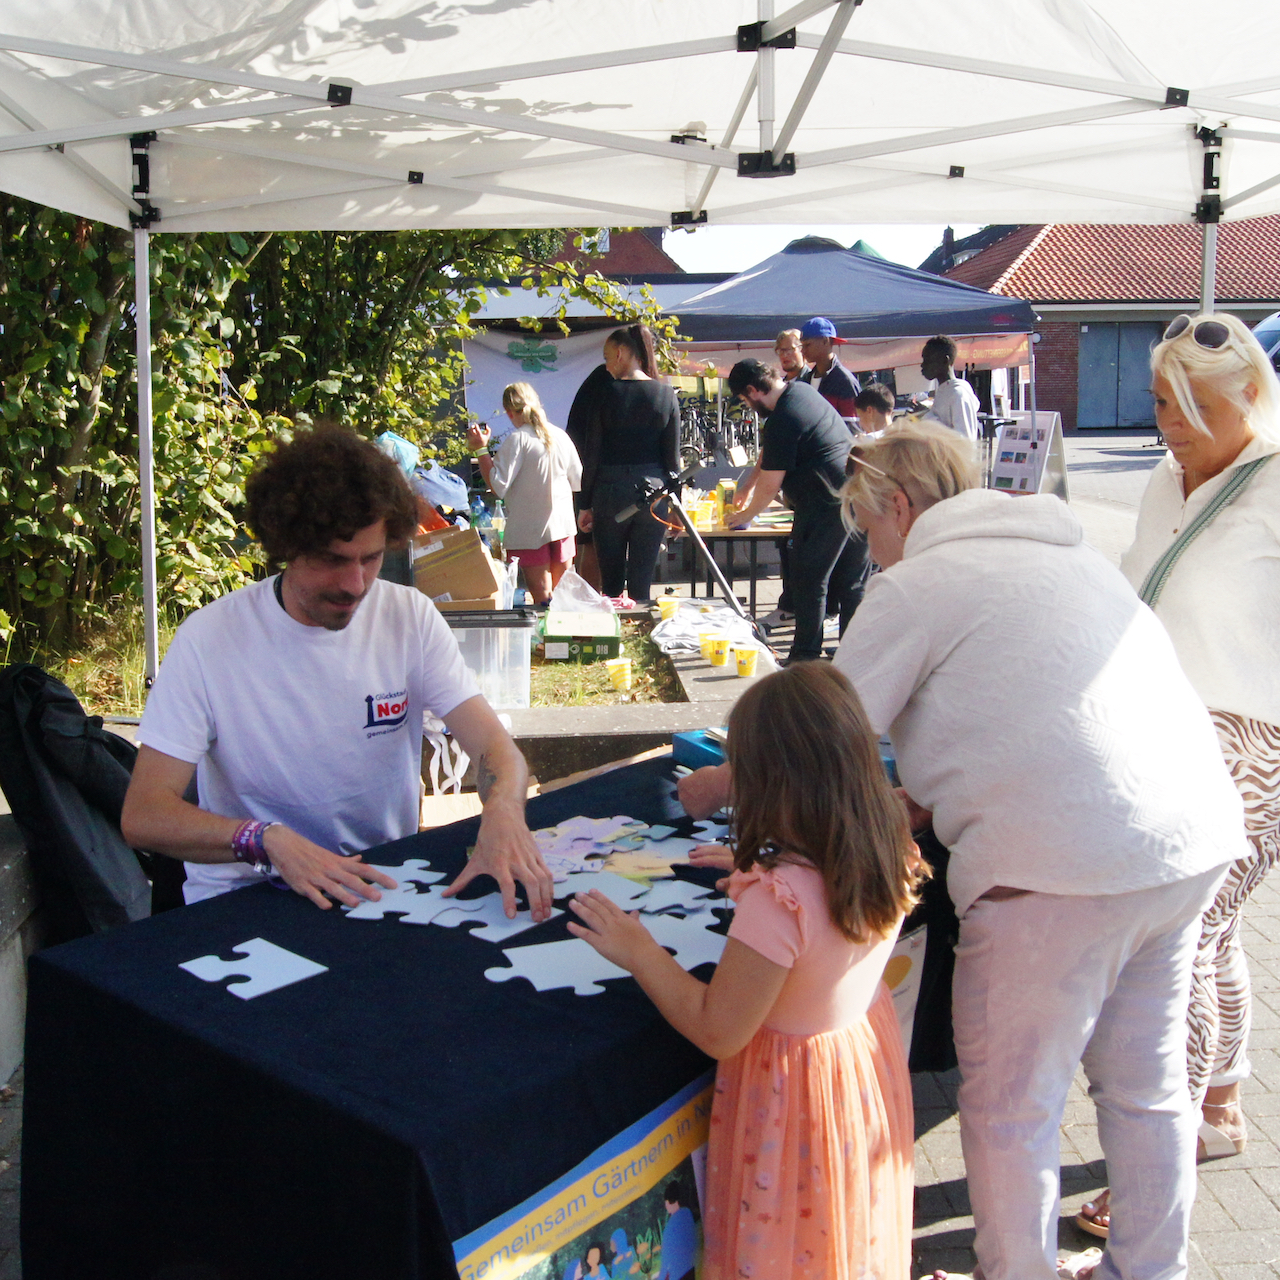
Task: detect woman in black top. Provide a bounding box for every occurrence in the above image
[577,325,680,602]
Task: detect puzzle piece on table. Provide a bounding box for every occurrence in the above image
[645,914,729,970]
[646,825,677,840]
[484,939,629,996]
[691,821,732,844]
[556,869,653,909]
[601,853,677,879]
[636,879,718,917]
[344,885,485,926]
[179,938,327,1000]
[362,858,446,888]
[639,835,700,861]
[432,894,562,943]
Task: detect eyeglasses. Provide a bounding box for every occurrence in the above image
[1162,314,1231,349]
[845,447,913,507]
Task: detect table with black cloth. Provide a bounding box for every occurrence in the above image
[21,757,722,1280]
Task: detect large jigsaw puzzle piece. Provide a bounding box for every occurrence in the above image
[484,939,629,996]
[362,858,445,888]
[637,879,718,917]
[556,869,652,909]
[344,884,484,925]
[644,914,728,970]
[433,894,562,943]
[179,938,327,1000]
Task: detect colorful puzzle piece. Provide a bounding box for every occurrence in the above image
[484,939,629,996]
[432,894,562,943]
[179,938,328,1000]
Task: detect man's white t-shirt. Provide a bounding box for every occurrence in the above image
[926,377,981,441]
[139,576,481,902]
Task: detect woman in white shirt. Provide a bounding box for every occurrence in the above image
[1078,314,1280,1240]
[468,382,582,605]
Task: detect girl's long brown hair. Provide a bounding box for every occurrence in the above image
[727,662,924,942]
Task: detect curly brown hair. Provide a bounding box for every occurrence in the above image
[244,424,418,564]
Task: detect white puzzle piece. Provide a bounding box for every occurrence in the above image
[344,884,484,926]
[179,938,328,1000]
[432,895,562,943]
[484,938,629,996]
[362,859,446,888]
[691,821,732,843]
[636,879,719,917]
[644,914,729,969]
[557,869,653,910]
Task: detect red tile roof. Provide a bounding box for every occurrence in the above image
[941,217,1280,303]
[558,229,683,275]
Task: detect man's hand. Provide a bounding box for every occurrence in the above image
[725,511,753,530]
[577,508,594,533]
[677,763,732,819]
[263,826,397,910]
[441,798,554,921]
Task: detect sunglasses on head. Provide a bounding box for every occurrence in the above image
[1162,314,1230,349]
[845,446,913,506]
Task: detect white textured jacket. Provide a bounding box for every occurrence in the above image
[834,489,1244,914]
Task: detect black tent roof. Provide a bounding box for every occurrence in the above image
[672,236,1036,341]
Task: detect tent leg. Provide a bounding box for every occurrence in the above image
[1028,339,1039,453]
[134,227,160,689]
[1199,221,1218,315]
[757,0,775,153]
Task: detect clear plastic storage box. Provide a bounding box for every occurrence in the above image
[443,608,536,710]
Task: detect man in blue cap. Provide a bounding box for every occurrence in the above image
[798,316,861,420]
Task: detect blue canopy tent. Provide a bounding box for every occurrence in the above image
[673,236,1036,341]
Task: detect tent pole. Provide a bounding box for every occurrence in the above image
[1028,339,1039,481]
[134,226,159,688]
[1199,221,1218,315]
[757,0,775,154]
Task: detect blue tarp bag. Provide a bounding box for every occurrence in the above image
[374,430,420,477]
[411,461,470,513]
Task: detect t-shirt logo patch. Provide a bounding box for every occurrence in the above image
[365,690,409,731]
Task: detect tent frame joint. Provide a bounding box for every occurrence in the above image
[738,150,796,177]
[671,209,709,226]
[1163,86,1190,108]
[1195,194,1222,224]
[327,82,353,106]
[737,21,797,52]
[129,203,161,229]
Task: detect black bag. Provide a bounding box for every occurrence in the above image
[903,829,959,1074]
[0,662,184,944]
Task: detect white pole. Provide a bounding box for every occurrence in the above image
[1199,221,1218,315]
[134,227,159,688]
[1028,339,1039,472]
[758,0,775,155]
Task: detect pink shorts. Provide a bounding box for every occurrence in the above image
[507,535,575,568]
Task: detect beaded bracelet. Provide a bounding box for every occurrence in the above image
[231,819,278,876]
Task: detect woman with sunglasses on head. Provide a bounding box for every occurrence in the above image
[1076,313,1280,1243]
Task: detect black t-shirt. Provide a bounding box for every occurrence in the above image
[599,379,680,470]
[759,381,852,512]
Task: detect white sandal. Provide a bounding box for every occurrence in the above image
[1057,1248,1103,1279]
[1198,1103,1247,1160]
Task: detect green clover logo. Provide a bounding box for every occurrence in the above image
[506,339,559,373]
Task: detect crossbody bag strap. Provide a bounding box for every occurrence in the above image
[1139,453,1275,608]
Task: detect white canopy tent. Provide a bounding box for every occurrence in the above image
[2,0,1279,678]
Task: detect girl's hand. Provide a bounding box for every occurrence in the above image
[687,843,734,871]
[466,423,490,451]
[567,890,658,972]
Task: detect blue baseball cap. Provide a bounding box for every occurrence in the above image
[800,316,837,339]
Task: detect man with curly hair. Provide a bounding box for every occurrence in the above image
[122,425,553,919]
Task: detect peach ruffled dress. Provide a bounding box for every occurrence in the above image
[702,862,914,1280]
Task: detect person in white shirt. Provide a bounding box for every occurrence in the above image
[920,334,981,441]
[1076,313,1280,1242]
[468,382,582,606]
[677,421,1243,1280]
[121,425,554,920]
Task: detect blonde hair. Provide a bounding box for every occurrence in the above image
[1150,312,1280,443]
[502,382,553,450]
[774,328,801,349]
[727,663,925,943]
[840,419,980,530]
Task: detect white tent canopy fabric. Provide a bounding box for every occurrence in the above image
[4,0,1279,679]
[1,1,1278,234]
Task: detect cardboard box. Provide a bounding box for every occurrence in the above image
[538,610,622,662]
[412,528,504,607]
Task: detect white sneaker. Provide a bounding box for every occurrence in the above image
[823,616,841,640]
[759,609,794,631]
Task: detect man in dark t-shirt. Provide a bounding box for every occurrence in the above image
[725,360,869,663]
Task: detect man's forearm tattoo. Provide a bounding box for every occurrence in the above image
[476,752,497,802]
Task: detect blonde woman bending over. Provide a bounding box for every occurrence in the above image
[468,383,582,605]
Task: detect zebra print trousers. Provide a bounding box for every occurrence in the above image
[1187,709,1280,1102]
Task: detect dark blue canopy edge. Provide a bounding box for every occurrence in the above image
[671,236,1036,341]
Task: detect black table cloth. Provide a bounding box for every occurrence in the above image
[21,756,721,1280]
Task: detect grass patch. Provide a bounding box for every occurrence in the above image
[531,617,685,707]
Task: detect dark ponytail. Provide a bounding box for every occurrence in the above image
[606,324,658,378]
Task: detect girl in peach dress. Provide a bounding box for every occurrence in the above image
[569,662,922,1279]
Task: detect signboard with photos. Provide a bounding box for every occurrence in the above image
[989,411,1069,501]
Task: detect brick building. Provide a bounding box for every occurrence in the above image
[925,219,1280,429]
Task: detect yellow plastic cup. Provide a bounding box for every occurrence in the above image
[697,631,716,661]
[709,635,731,667]
[605,657,633,691]
[657,595,680,621]
[734,646,758,678]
